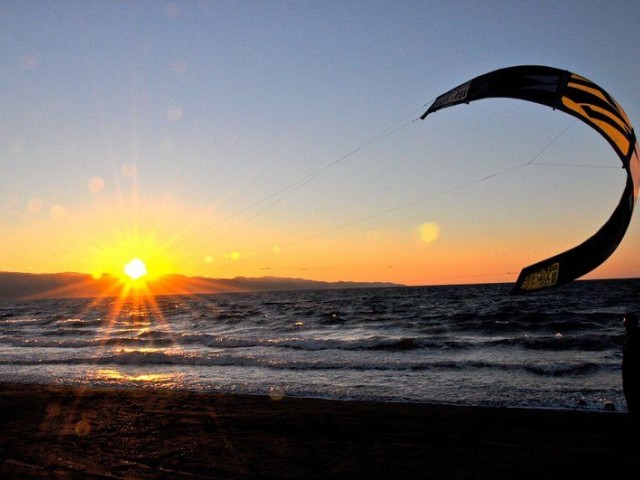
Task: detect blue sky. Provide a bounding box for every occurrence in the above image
[2,1,639,285]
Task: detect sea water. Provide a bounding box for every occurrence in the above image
[1,279,638,412]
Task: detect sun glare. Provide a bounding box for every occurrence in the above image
[124,258,148,281]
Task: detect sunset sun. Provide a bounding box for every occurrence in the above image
[124,258,148,281]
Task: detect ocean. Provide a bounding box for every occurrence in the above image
[1,279,638,412]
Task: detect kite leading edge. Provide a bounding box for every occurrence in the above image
[421,65,639,294]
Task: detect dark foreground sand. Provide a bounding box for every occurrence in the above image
[1,383,639,479]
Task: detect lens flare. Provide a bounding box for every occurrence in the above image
[418,222,441,244]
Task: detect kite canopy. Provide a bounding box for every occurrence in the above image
[422,65,639,294]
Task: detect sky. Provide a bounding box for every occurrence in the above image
[1,0,640,287]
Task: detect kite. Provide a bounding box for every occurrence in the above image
[421,65,639,294]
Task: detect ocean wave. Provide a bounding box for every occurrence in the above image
[0,349,612,378]
[177,333,455,352]
[102,337,174,347]
[524,362,601,376]
[45,328,95,337]
[488,333,620,352]
[0,327,619,354]
[439,311,621,334]
[0,335,174,349]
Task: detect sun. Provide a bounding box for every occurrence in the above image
[91,229,176,286]
[124,258,148,281]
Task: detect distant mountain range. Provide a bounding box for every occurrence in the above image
[0,272,403,299]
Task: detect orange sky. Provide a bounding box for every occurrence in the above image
[3,177,639,287]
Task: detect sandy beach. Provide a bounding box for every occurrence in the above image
[0,383,638,479]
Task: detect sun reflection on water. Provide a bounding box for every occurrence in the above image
[88,280,185,388]
[95,368,179,385]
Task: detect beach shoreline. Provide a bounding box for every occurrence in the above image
[1,382,639,479]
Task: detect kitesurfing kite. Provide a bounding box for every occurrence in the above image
[421,65,639,294]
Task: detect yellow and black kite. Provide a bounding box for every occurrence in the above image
[421,65,639,294]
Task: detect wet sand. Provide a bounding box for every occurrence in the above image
[1,382,639,479]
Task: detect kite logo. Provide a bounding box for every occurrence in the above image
[520,263,559,291]
[430,81,471,111]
